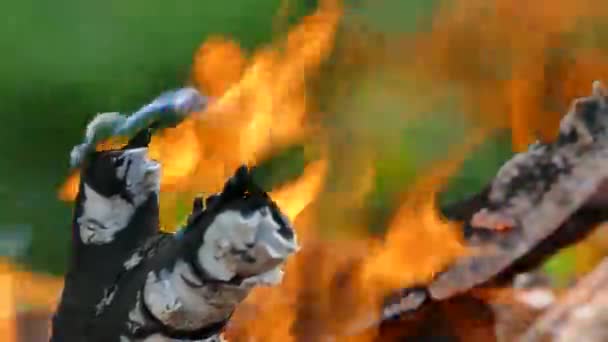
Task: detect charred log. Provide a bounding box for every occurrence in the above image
[372,81,608,339]
[52,143,161,341]
[51,127,299,341]
[436,80,608,297]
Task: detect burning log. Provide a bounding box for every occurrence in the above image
[370,81,608,339]
[431,80,608,299]
[51,113,299,340]
[520,257,608,342]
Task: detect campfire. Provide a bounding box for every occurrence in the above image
[54,0,608,341]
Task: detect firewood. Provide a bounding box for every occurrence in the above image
[51,127,299,341]
[368,81,608,339]
[520,258,608,342]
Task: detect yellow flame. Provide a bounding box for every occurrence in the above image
[54,0,608,339]
[411,0,608,151]
[148,119,200,190]
[57,0,342,228]
[361,168,468,290]
[270,159,328,222]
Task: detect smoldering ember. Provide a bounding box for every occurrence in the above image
[48,75,608,341]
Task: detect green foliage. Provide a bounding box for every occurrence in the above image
[252,143,313,192]
[543,247,578,287]
[173,197,193,230]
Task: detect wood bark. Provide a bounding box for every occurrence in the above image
[50,132,299,341]
[374,82,608,340]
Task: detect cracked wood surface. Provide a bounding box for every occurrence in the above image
[429,81,608,300]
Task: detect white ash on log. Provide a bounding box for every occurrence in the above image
[52,133,162,341]
[430,80,608,300]
[50,128,299,341]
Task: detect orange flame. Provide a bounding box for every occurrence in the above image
[360,132,488,291]
[56,121,201,201]
[54,0,608,340]
[0,259,63,312]
[412,0,608,151]
[57,0,342,228]
[270,159,328,222]
[58,172,80,202]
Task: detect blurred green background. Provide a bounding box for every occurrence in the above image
[0,0,590,285]
[0,0,307,274]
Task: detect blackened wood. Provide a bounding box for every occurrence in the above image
[371,82,608,335]
[51,148,160,341]
[52,149,298,341]
[376,294,497,342]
